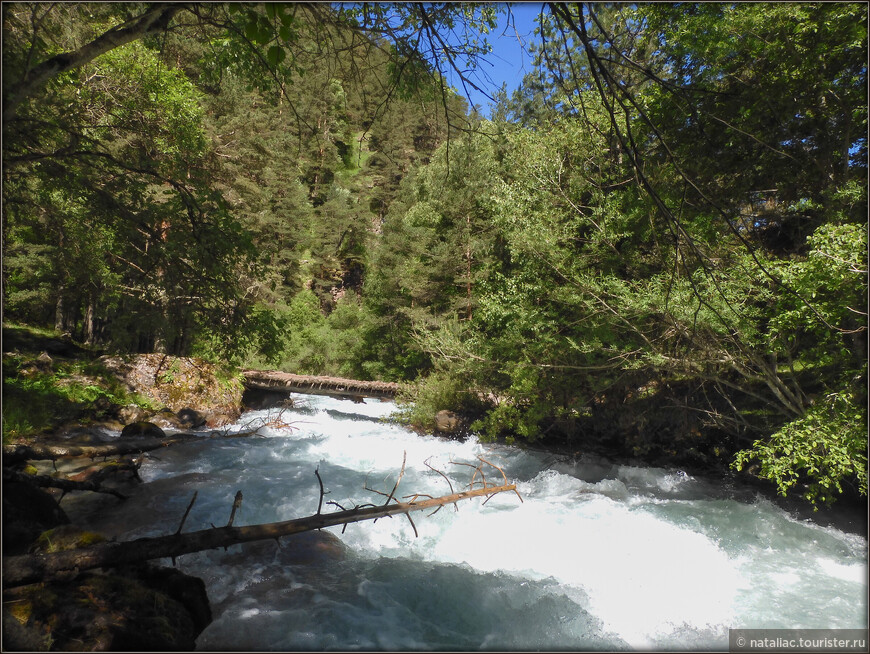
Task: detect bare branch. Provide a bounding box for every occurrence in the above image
[3,468,520,588]
[226,491,243,528]
[314,468,325,515]
[176,491,198,535]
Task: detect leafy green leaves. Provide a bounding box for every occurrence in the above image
[733,383,868,507]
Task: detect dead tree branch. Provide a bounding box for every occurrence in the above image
[3,437,193,465]
[3,461,521,589]
[3,467,128,501]
[3,414,293,466]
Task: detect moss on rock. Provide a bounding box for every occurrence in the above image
[100,355,243,425]
[3,569,210,651]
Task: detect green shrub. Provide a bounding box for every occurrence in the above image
[733,380,868,507]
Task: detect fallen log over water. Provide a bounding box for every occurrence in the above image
[3,456,522,588]
[242,370,402,399]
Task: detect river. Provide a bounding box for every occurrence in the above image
[68,393,868,650]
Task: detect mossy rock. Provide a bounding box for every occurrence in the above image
[7,571,209,651]
[100,355,243,420]
[30,525,106,554]
[3,481,69,556]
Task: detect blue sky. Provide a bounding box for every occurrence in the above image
[445,2,545,117]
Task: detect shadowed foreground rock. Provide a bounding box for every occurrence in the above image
[2,567,210,651]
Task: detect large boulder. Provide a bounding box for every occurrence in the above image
[123,564,212,636]
[100,354,243,423]
[120,421,165,439]
[434,410,464,435]
[241,387,295,411]
[117,404,150,425]
[176,408,206,430]
[3,570,210,651]
[3,481,70,555]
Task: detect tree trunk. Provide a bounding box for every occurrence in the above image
[3,426,273,465]
[3,467,131,501]
[83,296,96,345]
[54,292,66,333]
[2,483,520,588]
[465,213,473,321]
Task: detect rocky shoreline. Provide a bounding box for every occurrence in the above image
[3,332,866,650]
[2,344,246,651]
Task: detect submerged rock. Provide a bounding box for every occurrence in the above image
[220,530,348,568]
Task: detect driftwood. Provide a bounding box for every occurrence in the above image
[3,467,132,501]
[2,412,294,465]
[3,456,522,588]
[2,437,191,465]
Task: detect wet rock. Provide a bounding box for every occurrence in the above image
[434,410,463,434]
[125,564,212,635]
[221,530,347,567]
[2,481,70,555]
[204,412,235,428]
[120,421,165,439]
[93,419,125,433]
[177,408,206,429]
[68,459,141,487]
[57,423,120,443]
[277,530,347,565]
[117,404,149,424]
[145,407,181,429]
[242,387,294,411]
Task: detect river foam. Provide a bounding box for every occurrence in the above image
[76,392,868,650]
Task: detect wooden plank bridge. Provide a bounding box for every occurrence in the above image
[242,370,402,400]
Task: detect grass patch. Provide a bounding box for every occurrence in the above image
[1,349,159,443]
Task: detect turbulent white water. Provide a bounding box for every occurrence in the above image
[76,393,867,650]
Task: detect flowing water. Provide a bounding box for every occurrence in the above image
[71,393,867,650]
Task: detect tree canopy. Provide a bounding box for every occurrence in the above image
[3,2,866,507]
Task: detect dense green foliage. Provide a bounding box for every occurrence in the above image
[2,3,866,506]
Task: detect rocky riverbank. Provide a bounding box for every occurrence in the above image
[3,325,866,650]
[2,328,244,651]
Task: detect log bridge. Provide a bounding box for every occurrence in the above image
[242,370,402,400]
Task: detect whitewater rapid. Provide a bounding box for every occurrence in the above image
[72,393,868,650]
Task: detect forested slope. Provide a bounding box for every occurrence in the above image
[3,2,866,507]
